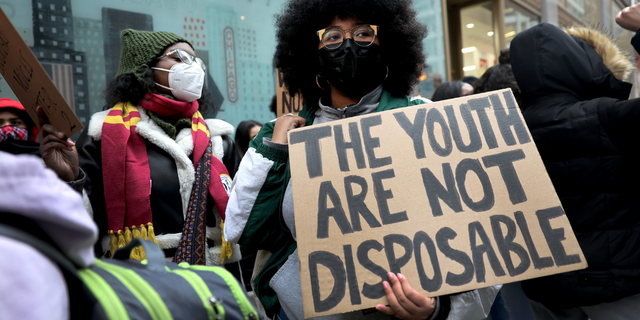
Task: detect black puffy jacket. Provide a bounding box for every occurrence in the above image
[511,23,640,308]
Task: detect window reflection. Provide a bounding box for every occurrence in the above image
[461,2,495,78]
[505,1,539,48]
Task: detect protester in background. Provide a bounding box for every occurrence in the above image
[39,29,240,266]
[462,75,478,86]
[0,98,40,156]
[498,48,511,65]
[473,64,522,107]
[224,0,501,319]
[511,20,640,319]
[431,80,473,101]
[235,120,262,159]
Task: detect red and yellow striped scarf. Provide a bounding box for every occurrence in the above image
[102,93,231,260]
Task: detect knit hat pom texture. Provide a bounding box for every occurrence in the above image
[115,29,192,83]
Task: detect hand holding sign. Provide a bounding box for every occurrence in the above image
[272,115,307,144]
[377,272,436,320]
[38,106,79,182]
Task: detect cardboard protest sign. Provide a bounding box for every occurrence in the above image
[288,89,587,318]
[276,69,303,117]
[0,7,83,137]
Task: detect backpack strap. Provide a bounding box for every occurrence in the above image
[0,213,102,320]
[0,223,80,274]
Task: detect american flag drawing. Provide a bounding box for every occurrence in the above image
[42,63,74,110]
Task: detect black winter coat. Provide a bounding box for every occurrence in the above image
[77,110,240,258]
[511,23,640,308]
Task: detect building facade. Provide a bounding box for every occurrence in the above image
[0,0,636,130]
[443,0,635,87]
[30,0,91,124]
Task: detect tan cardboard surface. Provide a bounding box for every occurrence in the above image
[276,69,302,117]
[287,89,587,318]
[0,7,83,137]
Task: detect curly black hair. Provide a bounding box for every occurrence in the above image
[103,61,212,115]
[431,80,465,101]
[274,0,427,104]
[473,64,522,108]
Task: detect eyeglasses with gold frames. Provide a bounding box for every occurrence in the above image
[317,24,379,50]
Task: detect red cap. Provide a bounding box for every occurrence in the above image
[0,98,39,141]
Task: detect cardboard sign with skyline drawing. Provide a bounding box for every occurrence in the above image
[0,7,83,138]
[287,89,587,318]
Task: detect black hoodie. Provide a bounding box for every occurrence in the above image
[511,23,640,308]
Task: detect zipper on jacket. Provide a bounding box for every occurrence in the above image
[209,295,226,320]
[186,264,259,320]
[171,267,219,320]
[95,259,173,320]
[78,268,131,320]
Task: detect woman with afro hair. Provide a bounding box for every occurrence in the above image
[224,0,501,319]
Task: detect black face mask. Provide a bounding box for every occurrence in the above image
[318,39,386,98]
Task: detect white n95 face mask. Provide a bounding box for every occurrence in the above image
[152,62,205,102]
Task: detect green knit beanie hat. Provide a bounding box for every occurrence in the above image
[115,29,193,83]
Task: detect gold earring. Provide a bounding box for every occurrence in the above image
[316,74,328,90]
[384,66,389,81]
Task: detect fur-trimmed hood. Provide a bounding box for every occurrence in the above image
[511,23,633,102]
[564,26,634,82]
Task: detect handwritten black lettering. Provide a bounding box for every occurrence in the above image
[436,227,474,286]
[536,207,582,267]
[490,93,531,146]
[394,108,427,159]
[357,239,387,299]
[317,181,353,239]
[490,215,531,276]
[426,108,453,157]
[414,231,443,292]
[445,103,482,153]
[344,175,382,232]
[309,251,346,312]
[343,245,362,305]
[372,169,407,225]
[482,149,527,205]
[384,234,413,274]
[289,126,332,178]
[469,221,506,283]
[514,211,554,269]
[334,123,366,171]
[421,163,463,217]
[468,97,499,149]
[361,115,392,169]
[13,51,33,93]
[0,31,9,73]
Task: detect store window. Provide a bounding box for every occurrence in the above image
[505,1,539,48]
[414,0,447,99]
[460,2,496,78]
